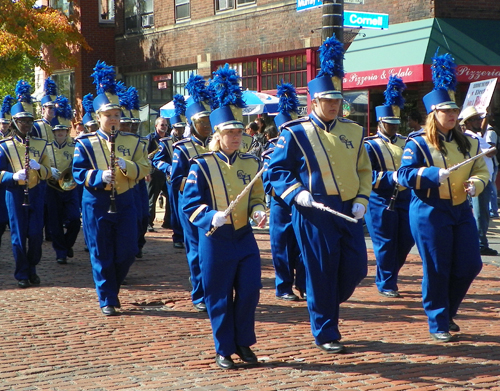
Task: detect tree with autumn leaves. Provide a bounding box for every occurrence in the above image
[0,0,90,94]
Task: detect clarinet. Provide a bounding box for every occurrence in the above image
[22,133,30,207]
[108,126,117,214]
[386,183,399,212]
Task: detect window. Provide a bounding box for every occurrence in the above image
[175,0,190,21]
[224,62,257,91]
[51,71,75,110]
[125,0,154,32]
[261,54,307,90]
[215,0,255,12]
[99,0,115,23]
[50,0,72,16]
[173,69,196,96]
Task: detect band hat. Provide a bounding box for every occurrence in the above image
[423,50,458,114]
[375,75,406,125]
[11,102,34,118]
[51,95,73,129]
[41,78,58,106]
[185,73,212,126]
[82,112,97,127]
[0,118,10,124]
[308,77,343,100]
[210,106,245,132]
[91,61,121,113]
[423,89,459,114]
[186,102,210,125]
[13,80,34,118]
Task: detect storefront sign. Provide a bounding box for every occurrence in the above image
[343,65,426,88]
[456,65,500,82]
[344,11,389,30]
[461,78,497,115]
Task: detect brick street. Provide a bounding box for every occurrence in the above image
[0,209,499,391]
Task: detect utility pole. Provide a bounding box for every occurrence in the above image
[321,0,344,92]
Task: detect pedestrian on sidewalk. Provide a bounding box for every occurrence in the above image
[398,52,488,342]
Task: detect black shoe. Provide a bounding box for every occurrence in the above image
[29,274,40,285]
[316,341,346,354]
[277,293,299,301]
[67,248,74,258]
[147,226,156,233]
[215,354,235,370]
[136,249,143,258]
[430,332,455,342]
[57,258,67,265]
[173,242,184,249]
[101,306,118,316]
[480,247,498,256]
[449,319,460,332]
[378,290,401,298]
[18,279,30,289]
[194,302,207,312]
[159,196,164,209]
[235,346,258,363]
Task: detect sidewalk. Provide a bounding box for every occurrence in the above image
[0,205,499,390]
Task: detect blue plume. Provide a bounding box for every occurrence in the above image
[206,78,218,110]
[91,60,117,95]
[82,93,95,114]
[277,82,299,115]
[1,95,14,116]
[185,73,210,104]
[54,95,73,120]
[15,80,32,103]
[211,64,246,109]
[173,94,187,116]
[127,87,140,110]
[317,35,345,79]
[431,49,457,92]
[383,75,406,108]
[44,77,57,96]
[116,81,129,107]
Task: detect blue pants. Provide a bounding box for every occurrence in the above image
[269,196,305,296]
[199,225,261,356]
[490,166,498,216]
[472,181,492,249]
[167,183,184,243]
[409,197,482,333]
[365,192,414,293]
[82,189,138,308]
[46,186,81,259]
[292,195,367,344]
[6,185,45,280]
[179,193,204,304]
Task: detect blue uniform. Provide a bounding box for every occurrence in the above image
[146,131,168,228]
[261,139,305,297]
[45,138,81,260]
[73,129,150,308]
[398,130,488,333]
[268,112,372,344]
[364,131,414,293]
[0,134,51,281]
[182,151,265,356]
[135,137,150,251]
[152,136,184,244]
[171,135,210,305]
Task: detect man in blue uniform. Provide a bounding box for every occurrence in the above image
[73,61,150,316]
[268,37,371,354]
[364,76,414,298]
[0,87,52,288]
[33,78,57,142]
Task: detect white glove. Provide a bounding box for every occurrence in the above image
[117,157,127,170]
[294,190,314,207]
[392,171,398,184]
[438,169,450,183]
[29,159,40,170]
[13,169,26,182]
[253,210,267,227]
[351,203,366,220]
[51,167,60,180]
[211,211,228,228]
[465,182,476,197]
[102,170,113,184]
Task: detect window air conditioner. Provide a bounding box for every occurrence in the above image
[142,14,154,28]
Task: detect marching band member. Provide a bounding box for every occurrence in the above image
[152,94,186,248]
[171,73,212,311]
[0,81,51,288]
[263,82,305,301]
[0,95,15,246]
[182,65,266,369]
[32,78,57,142]
[73,61,150,316]
[46,95,80,265]
[81,93,99,134]
[364,76,414,298]
[398,52,488,342]
[268,37,371,354]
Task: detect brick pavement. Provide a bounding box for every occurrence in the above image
[0,209,499,390]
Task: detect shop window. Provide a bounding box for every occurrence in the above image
[175,0,190,21]
[220,62,257,91]
[51,71,75,109]
[125,0,154,32]
[215,0,255,12]
[50,0,72,16]
[261,54,307,90]
[99,0,115,23]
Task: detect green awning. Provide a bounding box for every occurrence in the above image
[343,18,500,88]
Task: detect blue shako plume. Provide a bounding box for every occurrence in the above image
[431,49,457,99]
[211,64,246,109]
[15,80,32,103]
[1,95,14,116]
[82,93,95,115]
[127,87,140,111]
[91,61,117,95]
[384,75,406,109]
[173,94,187,117]
[277,82,300,115]
[54,95,73,120]
[185,73,210,104]
[317,35,345,82]
[44,77,57,96]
